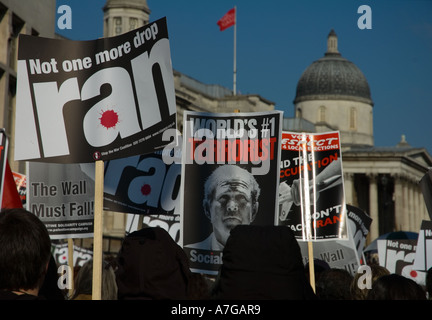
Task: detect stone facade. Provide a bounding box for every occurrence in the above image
[103,0,150,37]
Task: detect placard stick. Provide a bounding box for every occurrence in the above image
[92,160,104,300]
[300,133,316,292]
[67,238,74,297]
[308,241,316,292]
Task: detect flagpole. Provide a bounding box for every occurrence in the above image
[233,6,237,96]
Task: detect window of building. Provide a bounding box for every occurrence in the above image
[319,105,326,122]
[129,18,138,31]
[350,107,357,130]
[114,17,122,35]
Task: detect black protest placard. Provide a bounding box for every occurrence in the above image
[346,204,372,260]
[181,110,282,275]
[15,17,176,163]
[277,131,347,241]
[103,147,181,216]
[126,213,181,243]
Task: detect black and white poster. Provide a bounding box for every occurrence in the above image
[15,17,176,163]
[298,204,372,275]
[277,131,348,241]
[378,238,424,285]
[52,242,93,268]
[102,145,181,215]
[180,110,282,274]
[27,162,95,239]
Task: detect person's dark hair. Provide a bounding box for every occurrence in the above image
[211,225,317,299]
[116,227,192,300]
[316,268,353,300]
[367,273,426,300]
[71,259,118,300]
[0,208,51,291]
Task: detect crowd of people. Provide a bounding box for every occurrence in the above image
[0,207,430,301]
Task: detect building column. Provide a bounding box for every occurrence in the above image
[421,189,430,221]
[402,177,410,230]
[393,174,404,230]
[408,182,415,231]
[416,188,423,228]
[368,173,379,240]
[343,172,354,205]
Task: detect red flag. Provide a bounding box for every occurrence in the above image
[217,7,236,31]
[1,161,23,209]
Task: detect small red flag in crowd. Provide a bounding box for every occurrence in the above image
[217,7,236,31]
[1,161,23,209]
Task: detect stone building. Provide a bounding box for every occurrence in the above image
[290,30,432,240]
[0,0,56,174]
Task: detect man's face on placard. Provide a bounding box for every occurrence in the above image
[204,166,259,247]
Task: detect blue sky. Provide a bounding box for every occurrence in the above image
[56,0,432,154]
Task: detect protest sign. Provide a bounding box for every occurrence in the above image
[277,131,347,241]
[298,204,372,275]
[413,220,432,272]
[346,204,372,262]
[12,171,27,205]
[52,242,93,267]
[103,148,181,215]
[15,17,176,163]
[181,110,282,274]
[73,141,181,216]
[31,146,181,236]
[377,238,425,285]
[126,213,180,243]
[27,162,95,239]
[16,17,177,300]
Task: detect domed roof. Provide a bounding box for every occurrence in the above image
[104,0,150,12]
[294,30,373,105]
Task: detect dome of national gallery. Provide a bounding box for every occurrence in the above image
[294,30,373,106]
[104,0,150,11]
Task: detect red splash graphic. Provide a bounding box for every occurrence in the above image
[141,184,151,196]
[99,109,119,129]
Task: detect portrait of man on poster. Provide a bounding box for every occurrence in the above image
[186,164,261,251]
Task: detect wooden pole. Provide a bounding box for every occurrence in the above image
[92,160,104,300]
[67,238,75,298]
[308,241,315,292]
[300,133,315,292]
